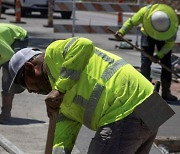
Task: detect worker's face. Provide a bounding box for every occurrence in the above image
[22,61,52,95]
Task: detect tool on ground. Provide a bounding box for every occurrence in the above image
[45,111,58,154]
[106,27,180,79]
[115,42,133,49]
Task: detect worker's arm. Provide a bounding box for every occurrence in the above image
[53,113,82,153]
[156,39,176,59]
[149,37,176,63]
[116,5,149,37]
[45,90,64,118]
[0,40,14,65]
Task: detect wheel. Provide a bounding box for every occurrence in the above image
[61,11,72,19]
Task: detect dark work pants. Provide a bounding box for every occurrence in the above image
[87,112,157,154]
[140,33,172,85]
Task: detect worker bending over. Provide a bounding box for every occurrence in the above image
[115,3,179,101]
[0,23,28,123]
[9,37,172,153]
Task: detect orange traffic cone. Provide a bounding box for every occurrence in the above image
[117,0,123,25]
[10,0,26,24]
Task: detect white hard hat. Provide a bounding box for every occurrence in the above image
[143,4,179,41]
[151,11,170,32]
[9,48,42,94]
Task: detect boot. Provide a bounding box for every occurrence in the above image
[161,81,177,102]
[0,93,14,124]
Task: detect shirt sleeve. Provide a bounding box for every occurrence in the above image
[157,40,175,59]
[53,113,82,153]
[118,6,148,36]
[0,40,14,65]
[54,37,95,93]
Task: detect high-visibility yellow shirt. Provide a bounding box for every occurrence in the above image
[119,4,178,59]
[0,23,27,65]
[45,37,154,151]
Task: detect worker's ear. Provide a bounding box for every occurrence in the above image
[24,61,35,76]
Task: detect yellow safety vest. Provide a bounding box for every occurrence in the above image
[0,23,27,65]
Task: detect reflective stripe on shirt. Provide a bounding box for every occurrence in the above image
[101,59,127,81]
[121,18,133,33]
[60,67,81,80]
[46,64,56,83]
[95,49,114,64]
[83,83,105,128]
[53,147,70,154]
[62,37,79,58]
[73,49,128,128]
[74,95,88,108]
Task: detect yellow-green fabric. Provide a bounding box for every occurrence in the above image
[118,4,178,59]
[45,37,154,151]
[143,4,178,41]
[53,113,82,152]
[0,23,27,65]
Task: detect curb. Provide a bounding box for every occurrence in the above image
[154,136,180,153]
[0,134,24,154]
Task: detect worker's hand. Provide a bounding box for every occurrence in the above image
[114,31,123,41]
[45,90,64,118]
[150,55,160,63]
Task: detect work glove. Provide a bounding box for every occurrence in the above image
[114,31,123,41]
[150,55,160,63]
[45,90,64,118]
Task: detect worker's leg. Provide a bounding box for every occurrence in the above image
[0,62,14,123]
[135,130,157,154]
[161,52,177,101]
[87,112,158,154]
[140,34,155,81]
[156,42,177,101]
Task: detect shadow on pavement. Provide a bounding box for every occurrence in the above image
[167,100,180,106]
[1,117,46,126]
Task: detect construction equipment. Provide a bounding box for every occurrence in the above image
[107,27,180,79]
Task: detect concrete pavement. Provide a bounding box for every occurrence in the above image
[0,11,180,154]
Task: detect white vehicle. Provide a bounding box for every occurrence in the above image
[2,0,72,19]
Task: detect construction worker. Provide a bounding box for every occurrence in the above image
[0,23,28,124]
[9,37,171,153]
[115,4,179,101]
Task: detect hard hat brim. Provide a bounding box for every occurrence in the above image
[143,4,179,41]
[8,48,42,94]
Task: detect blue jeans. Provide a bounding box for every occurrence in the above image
[87,112,158,154]
[1,36,29,95]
